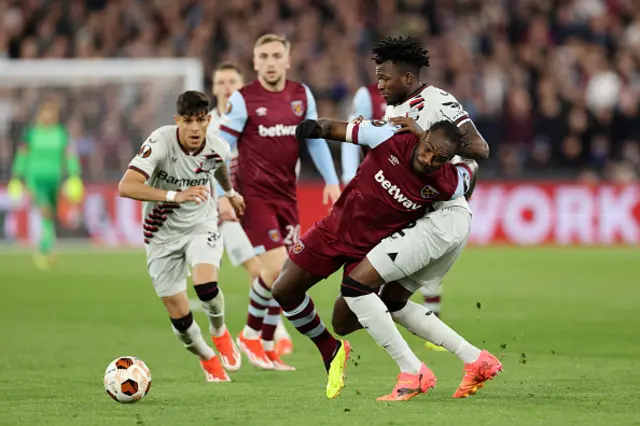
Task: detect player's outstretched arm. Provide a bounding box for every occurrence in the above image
[295,119,349,142]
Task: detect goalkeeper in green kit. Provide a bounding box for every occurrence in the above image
[8,101,84,269]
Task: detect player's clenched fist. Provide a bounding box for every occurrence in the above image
[295,119,322,142]
[175,185,210,204]
[227,192,246,217]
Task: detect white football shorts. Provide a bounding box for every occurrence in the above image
[367,206,471,294]
[145,229,224,298]
[219,221,256,266]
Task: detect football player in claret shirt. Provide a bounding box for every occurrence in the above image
[272,117,473,399]
[210,62,294,367]
[219,34,341,371]
[331,36,500,399]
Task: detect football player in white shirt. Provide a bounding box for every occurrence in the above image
[332,37,501,400]
[210,62,294,367]
[119,91,245,382]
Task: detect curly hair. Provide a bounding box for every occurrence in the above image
[371,36,430,74]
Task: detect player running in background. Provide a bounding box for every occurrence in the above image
[341,84,386,184]
[219,34,341,371]
[209,62,294,363]
[119,91,245,382]
[8,100,83,270]
[273,117,470,399]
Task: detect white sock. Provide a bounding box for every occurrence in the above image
[274,315,291,340]
[172,320,216,360]
[242,324,260,339]
[200,289,226,337]
[420,285,442,315]
[391,301,481,364]
[344,293,422,373]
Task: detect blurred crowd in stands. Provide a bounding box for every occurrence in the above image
[1,0,639,182]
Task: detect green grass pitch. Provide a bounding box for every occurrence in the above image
[1,247,639,425]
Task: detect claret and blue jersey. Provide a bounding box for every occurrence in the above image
[315,119,468,258]
[218,80,338,204]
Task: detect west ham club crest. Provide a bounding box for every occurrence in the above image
[291,100,304,117]
[268,229,281,242]
[421,185,440,199]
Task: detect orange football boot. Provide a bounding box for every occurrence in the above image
[236,331,273,369]
[377,363,436,401]
[199,356,231,382]
[211,329,242,372]
[452,350,502,398]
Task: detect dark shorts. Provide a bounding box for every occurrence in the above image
[241,198,300,254]
[289,223,361,279]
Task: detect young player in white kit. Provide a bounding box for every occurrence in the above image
[119,91,245,382]
[332,37,501,400]
[209,63,294,363]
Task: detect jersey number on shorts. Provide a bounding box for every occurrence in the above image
[283,224,301,246]
[389,221,416,241]
[207,231,221,247]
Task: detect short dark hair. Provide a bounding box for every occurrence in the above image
[371,36,430,74]
[215,62,242,75]
[428,120,466,150]
[176,91,210,116]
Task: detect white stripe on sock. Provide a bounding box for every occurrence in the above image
[252,277,272,299]
[306,322,326,339]
[250,289,271,306]
[248,304,266,318]
[283,294,310,318]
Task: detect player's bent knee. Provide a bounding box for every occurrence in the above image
[332,296,362,336]
[382,299,407,313]
[272,259,317,306]
[347,258,385,289]
[379,281,413,311]
[191,263,218,286]
[243,257,262,281]
[259,247,287,281]
[270,271,289,302]
[340,276,376,298]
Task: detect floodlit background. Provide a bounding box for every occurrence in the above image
[0,1,638,425]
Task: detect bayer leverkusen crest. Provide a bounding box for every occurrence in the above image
[291,100,304,117]
[421,185,440,199]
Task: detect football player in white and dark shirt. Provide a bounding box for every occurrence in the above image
[119,91,245,383]
[333,37,501,400]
